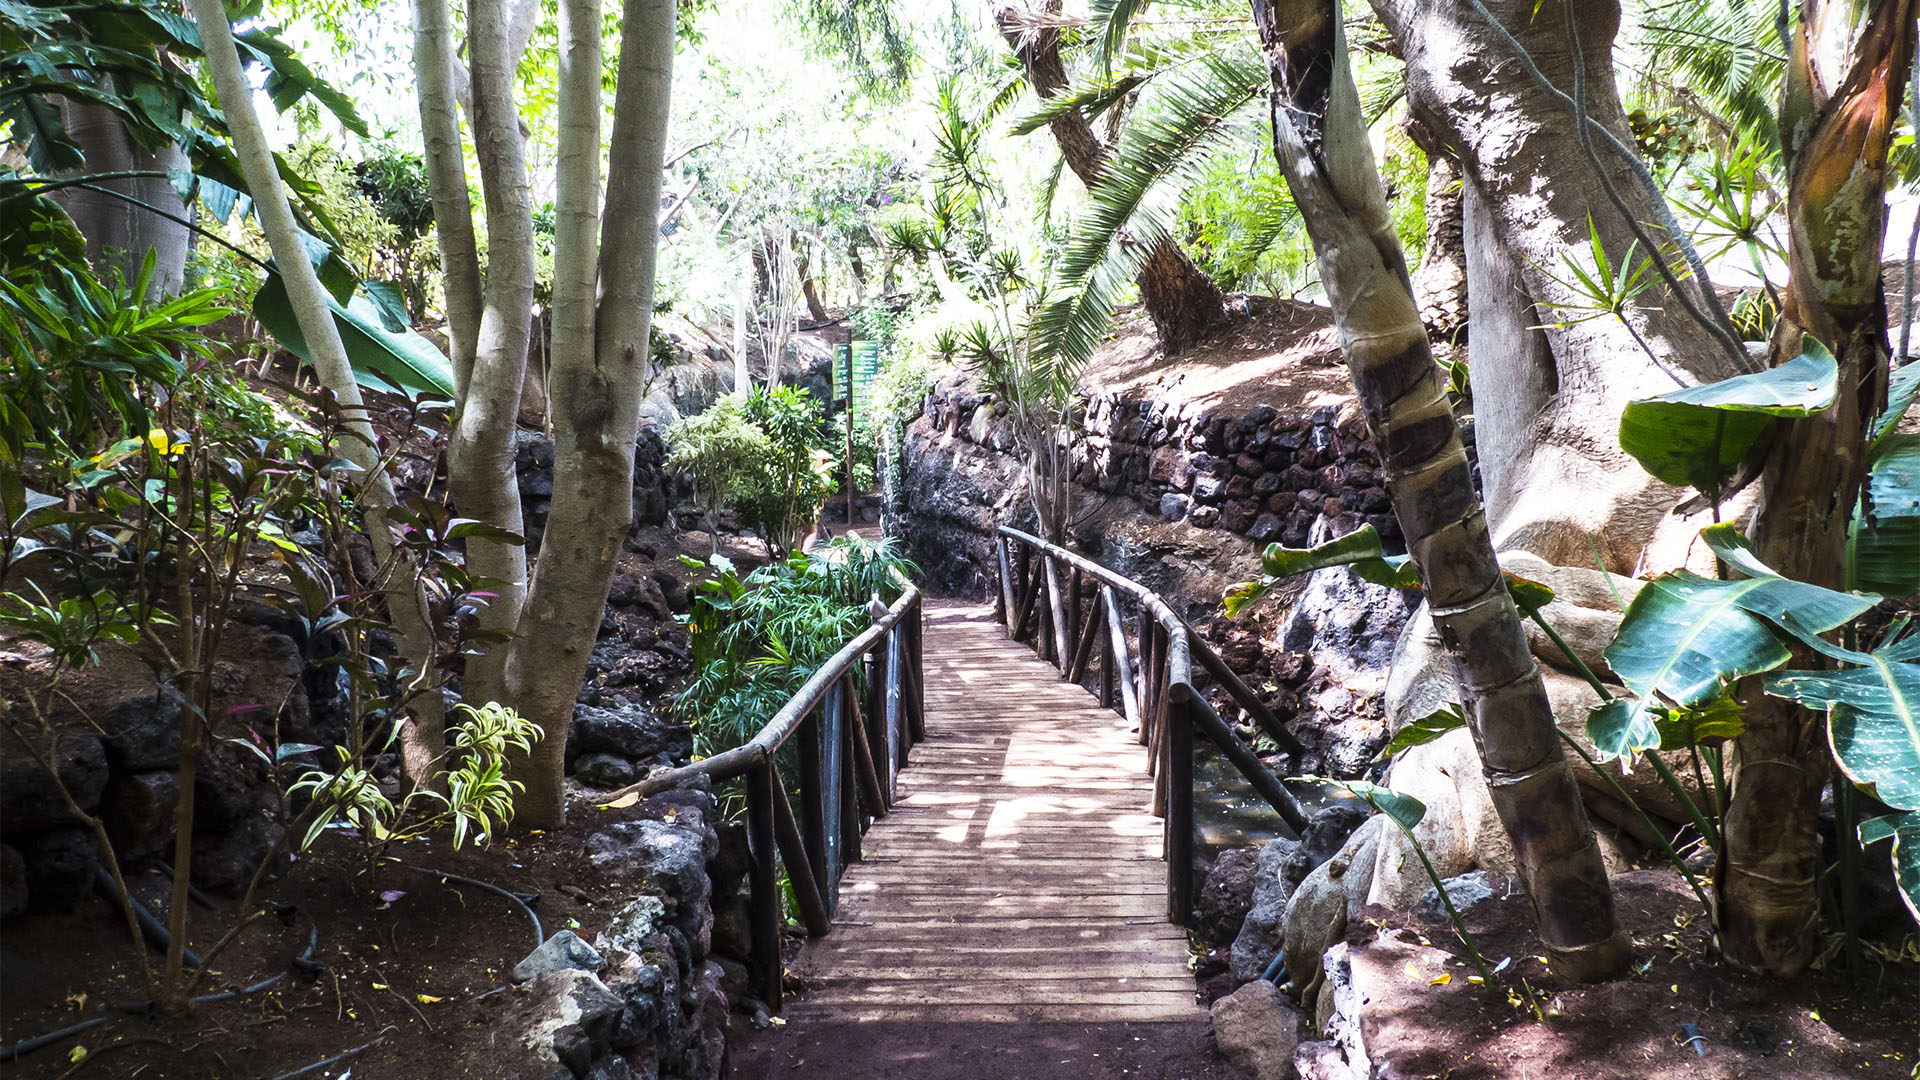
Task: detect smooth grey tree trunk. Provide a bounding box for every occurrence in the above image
[185,0,446,783]
[446,0,534,708]
[502,0,675,828]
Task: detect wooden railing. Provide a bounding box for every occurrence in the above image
[995,526,1308,924]
[607,580,925,1012]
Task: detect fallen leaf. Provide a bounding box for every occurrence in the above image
[599,793,639,810]
[379,890,406,903]
[1429,973,1451,986]
[1403,962,1422,980]
[372,982,390,990]
[416,994,444,1004]
[68,1046,87,1064]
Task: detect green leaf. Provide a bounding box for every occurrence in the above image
[1324,778,1427,832]
[1872,362,1918,446]
[1377,705,1466,761]
[1858,811,1920,924]
[1594,558,1875,757]
[1503,571,1555,616]
[1618,339,1837,490]
[1770,650,1920,812]
[252,275,454,401]
[1851,434,1920,598]
[1652,693,1745,750]
[1221,578,1270,619]
[1258,524,1421,588]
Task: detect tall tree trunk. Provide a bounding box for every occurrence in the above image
[53,101,189,299]
[798,246,829,324]
[1722,0,1912,977]
[1374,0,1741,572]
[734,251,752,395]
[503,0,673,828]
[997,3,1225,353]
[1250,0,1628,981]
[1406,123,1467,343]
[446,0,534,709]
[186,0,446,784]
[412,0,483,397]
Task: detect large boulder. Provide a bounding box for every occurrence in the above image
[498,968,626,1079]
[1,731,107,835]
[1210,979,1302,1080]
[570,704,693,764]
[1229,836,1300,985]
[101,689,185,771]
[104,770,178,862]
[19,826,94,915]
[1194,847,1260,943]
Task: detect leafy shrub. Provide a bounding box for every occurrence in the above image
[675,536,916,760]
[665,395,773,544]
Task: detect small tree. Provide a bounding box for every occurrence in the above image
[736,386,838,557]
[664,396,773,551]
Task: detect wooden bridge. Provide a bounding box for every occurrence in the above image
[620,529,1307,1075]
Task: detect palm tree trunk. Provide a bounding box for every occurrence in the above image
[1722,0,1912,977]
[1250,0,1627,980]
[998,2,1224,353]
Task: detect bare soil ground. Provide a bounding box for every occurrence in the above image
[0,801,673,1079]
[1343,869,1919,1080]
[1081,299,1356,419]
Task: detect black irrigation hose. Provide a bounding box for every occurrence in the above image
[0,974,285,1063]
[402,865,543,949]
[157,860,226,913]
[93,866,203,969]
[267,1025,395,1080]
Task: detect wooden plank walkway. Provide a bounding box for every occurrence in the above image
[782,600,1202,1025]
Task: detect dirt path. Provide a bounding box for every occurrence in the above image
[728,602,1228,1078]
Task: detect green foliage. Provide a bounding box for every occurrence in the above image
[251,273,455,400]
[1590,524,1877,760]
[1176,153,1308,294]
[289,701,542,851]
[0,246,231,463]
[735,386,840,555]
[1616,339,1838,495]
[666,395,774,533]
[1223,524,1420,617]
[1851,433,1920,598]
[676,537,917,759]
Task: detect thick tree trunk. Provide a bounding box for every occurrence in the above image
[1250,0,1628,981]
[446,0,534,709]
[503,0,673,828]
[1406,125,1467,343]
[412,0,483,397]
[186,0,446,784]
[1374,0,1741,572]
[53,101,189,299]
[997,3,1225,353]
[1722,0,1912,977]
[798,247,829,324]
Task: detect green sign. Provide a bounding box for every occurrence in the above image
[833,340,879,410]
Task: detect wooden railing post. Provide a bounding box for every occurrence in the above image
[1104,587,1140,732]
[746,762,781,1012]
[769,762,833,939]
[838,674,863,865]
[906,596,925,743]
[797,701,829,903]
[1098,606,1115,709]
[996,536,1014,628]
[1166,688,1195,925]
[1044,555,1070,673]
[885,620,906,780]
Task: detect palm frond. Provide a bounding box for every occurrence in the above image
[1639,0,1784,158]
[1037,45,1268,368]
[1088,0,1153,75]
[1008,73,1150,136]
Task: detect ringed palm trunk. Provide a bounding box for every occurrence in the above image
[1721,0,1913,977]
[998,3,1225,353]
[1249,0,1627,980]
[502,0,674,827]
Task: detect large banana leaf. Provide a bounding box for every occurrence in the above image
[1617,339,1836,491]
[1851,433,1920,598]
[1770,638,1920,812]
[253,274,454,402]
[1859,811,1920,923]
[1591,525,1875,758]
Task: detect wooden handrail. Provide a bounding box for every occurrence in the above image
[995,525,1306,928]
[597,570,925,1014]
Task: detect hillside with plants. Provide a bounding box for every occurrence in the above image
[1,0,1917,1077]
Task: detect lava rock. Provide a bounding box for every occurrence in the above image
[1194,846,1260,943]
[1159,493,1191,522]
[1229,836,1301,985]
[1286,802,1374,888]
[19,827,94,914]
[102,689,187,771]
[506,968,625,1078]
[1210,979,1301,1080]
[574,753,639,790]
[104,770,179,862]
[513,930,608,983]
[1417,870,1504,922]
[1,732,108,835]
[585,820,712,923]
[570,704,693,763]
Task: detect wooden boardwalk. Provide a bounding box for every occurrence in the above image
[783,601,1202,1025]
